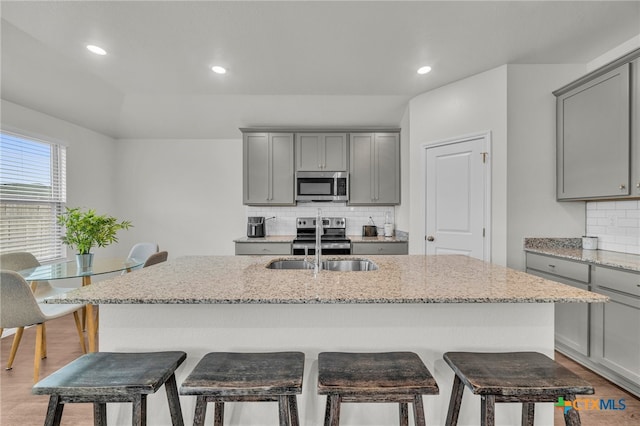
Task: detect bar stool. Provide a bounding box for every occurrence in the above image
[32,351,186,426]
[179,352,305,426]
[317,352,439,426]
[443,351,595,426]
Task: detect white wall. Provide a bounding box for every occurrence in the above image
[505,64,587,270]
[1,100,120,259]
[113,139,245,257]
[408,66,508,265]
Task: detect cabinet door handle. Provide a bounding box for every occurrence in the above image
[548,264,556,268]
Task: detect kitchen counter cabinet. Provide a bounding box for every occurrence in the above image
[295,133,348,171]
[351,239,408,255]
[525,245,640,397]
[349,132,400,205]
[47,255,604,425]
[243,132,295,205]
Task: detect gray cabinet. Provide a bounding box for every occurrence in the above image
[556,63,630,200]
[525,253,590,357]
[296,133,348,171]
[352,241,408,255]
[243,132,295,205]
[633,58,640,196]
[349,133,400,205]
[235,242,291,255]
[591,266,640,388]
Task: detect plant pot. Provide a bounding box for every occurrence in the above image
[76,253,94,269]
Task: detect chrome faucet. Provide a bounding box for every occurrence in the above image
[315,208,323,275]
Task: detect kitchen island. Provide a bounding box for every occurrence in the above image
[47,255,606,426]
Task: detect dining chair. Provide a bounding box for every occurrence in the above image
[0,270,87,382]
[143,251,168,268]
[127,242,159,263]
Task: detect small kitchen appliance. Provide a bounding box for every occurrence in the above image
[362,216,377,237]
[292,217,351,255]
[246,217,265,238]
[295,171,348,202]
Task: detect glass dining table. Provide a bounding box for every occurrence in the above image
[18,257,144,352]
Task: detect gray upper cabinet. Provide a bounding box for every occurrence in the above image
[243,132,295,205]
[556,63,630,200]
[555,50,640,201]
[296,133,348,171]
[349,132,400,205]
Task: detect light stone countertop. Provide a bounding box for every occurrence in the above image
[524,238,640,272]
[45,255,607,305]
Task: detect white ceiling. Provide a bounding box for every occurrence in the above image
[1,1,639,139]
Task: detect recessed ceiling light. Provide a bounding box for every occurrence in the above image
[86,45,107,56]
[417,66,432,75]
[211,66,227,74]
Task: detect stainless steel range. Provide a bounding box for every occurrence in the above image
[292,217,351,255]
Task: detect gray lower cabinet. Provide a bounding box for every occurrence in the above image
[296,133,348,171]
[525,253,590,357]
[349,133,400,205]
[235,242,291,256]
[525,252,640,397]
[591,266,640,390]
[243,132,295,205]
[351,241,408,255]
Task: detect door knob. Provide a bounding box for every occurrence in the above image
[427,236,435,242]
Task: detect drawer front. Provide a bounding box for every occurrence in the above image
[235,242,291,256]
[352,242,408,255]
[593,265,640,298]
[526,252,590,283]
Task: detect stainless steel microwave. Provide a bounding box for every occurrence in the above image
[295,171,348,202]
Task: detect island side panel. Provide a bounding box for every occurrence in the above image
[101,303,554,426]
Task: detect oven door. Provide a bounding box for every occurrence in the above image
[292,240,351,255]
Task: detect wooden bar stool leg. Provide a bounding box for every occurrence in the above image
[481,395,496,426]
[563,395,582,426]
[328,395,341,426]
[44,395,64,426]
[323,395,332,426]
[213,402,225,426]
[413,394,426,426]
[192,396,208,426]
[399,402,409,426]
[521,402,535,426]
[278,395,289,426]
[445,374,464,426]
[93,402,107,426]
[288,395,300,426]
[164,374,184,426]
[132,394,146,426]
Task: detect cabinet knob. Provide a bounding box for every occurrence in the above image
[636,182,640,189]
[620,184,626,190]
[427,236,435,242]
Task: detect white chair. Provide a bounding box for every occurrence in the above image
[127,242,159,263]
[0,252,78,302]
[0,270,86,382]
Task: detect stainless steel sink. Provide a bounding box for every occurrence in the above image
[321,259,378,271]
[266,260,314,270]
[266,259,378,271]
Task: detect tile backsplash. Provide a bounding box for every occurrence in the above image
[586,200,640,254]
[246,204,397,237]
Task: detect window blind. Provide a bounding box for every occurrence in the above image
[0,132,66,262]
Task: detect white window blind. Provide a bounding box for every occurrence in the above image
[0,131,67,262]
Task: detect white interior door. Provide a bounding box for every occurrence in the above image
[425,134,490,260]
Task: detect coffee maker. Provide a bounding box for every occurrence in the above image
[246,217,265,238]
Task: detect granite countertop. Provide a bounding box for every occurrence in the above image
[45,255,606,305]
[524,238,640,272]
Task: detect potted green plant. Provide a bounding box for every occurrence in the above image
[57,207,132,268]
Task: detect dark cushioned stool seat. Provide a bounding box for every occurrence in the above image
[443,351,594,426]
[32,351,186,426]
[179,352,304,426]
[317,352,439,426]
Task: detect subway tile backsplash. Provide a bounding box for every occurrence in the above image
[586,200,640,255]
[246,204,396,237]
